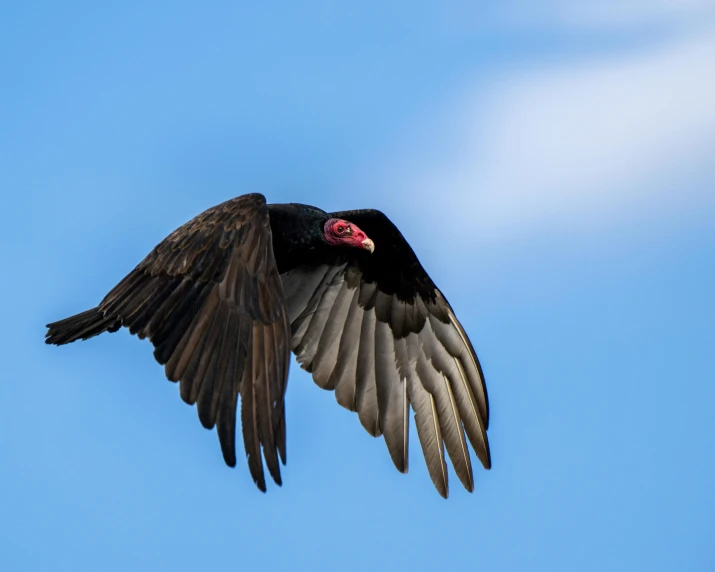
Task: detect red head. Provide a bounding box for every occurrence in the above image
[323,218,375,253]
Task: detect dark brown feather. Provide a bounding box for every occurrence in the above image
[241,329,266,492]
[49,194,290,492]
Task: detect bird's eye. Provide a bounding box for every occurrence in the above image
[336,225,345,234]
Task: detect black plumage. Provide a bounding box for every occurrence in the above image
[46,193,490,498]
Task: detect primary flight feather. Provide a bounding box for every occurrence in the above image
[46,193,490,498]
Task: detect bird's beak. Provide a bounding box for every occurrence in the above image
[361,238,375,253]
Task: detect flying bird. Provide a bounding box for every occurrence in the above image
[46,193,490,498]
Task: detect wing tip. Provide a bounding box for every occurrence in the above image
[222,448,237,468]
[436,482,449,499]
[477,438,492,470]
[266,458,283,487]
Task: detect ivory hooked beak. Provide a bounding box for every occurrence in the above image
[361,238,375,253]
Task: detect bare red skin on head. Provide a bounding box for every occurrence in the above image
[323,218,372,250]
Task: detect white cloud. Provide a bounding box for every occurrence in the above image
[380,26,715,244]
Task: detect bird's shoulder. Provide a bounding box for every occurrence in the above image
[167,193,268,239]
[139,193,271,278]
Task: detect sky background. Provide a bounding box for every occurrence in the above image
[2,1,714,570]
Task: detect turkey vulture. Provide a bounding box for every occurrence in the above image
[46,193,490,498]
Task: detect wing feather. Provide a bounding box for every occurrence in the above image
[216,311,250,467]
[311,279,355,388]
[48,194,291,492]
[151,281,213,363]
[425,315,490,468]
[257,323,282,485]
[355,303,380,437]
[241,328,266,491]
[196,300,230,429]
[173,287,221,402]
[429,312,490,431]
[281,265,333,322]
[330,287,362,411]
[406,363,448,498]
[292,267,345,377]
[415,347,474,492]
[375,319,408,472]
[280,208,490,497]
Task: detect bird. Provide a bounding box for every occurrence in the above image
[45,193,490,498]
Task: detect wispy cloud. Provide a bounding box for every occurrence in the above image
[443,0,715,33]
[377,16,715,244]
[500,0,715,30]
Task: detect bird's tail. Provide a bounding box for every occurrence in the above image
[45,307,122,346]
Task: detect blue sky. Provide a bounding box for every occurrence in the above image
[2,1,714,570]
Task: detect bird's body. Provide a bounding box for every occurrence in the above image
[46,193,490,498]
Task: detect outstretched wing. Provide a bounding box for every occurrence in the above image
[282,209,490,498]
[53,193,291,491]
